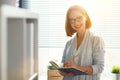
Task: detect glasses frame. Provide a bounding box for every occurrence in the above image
[69,16,85,24]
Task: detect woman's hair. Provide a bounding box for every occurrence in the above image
[65,5,92,36]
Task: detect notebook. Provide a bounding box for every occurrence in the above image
[49,60,87,75]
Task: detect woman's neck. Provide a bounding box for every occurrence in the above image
[77,29,86,39]
[76,29,86,50]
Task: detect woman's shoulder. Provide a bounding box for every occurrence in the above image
[65,36,75,46]
[89,30,103,42]
[88,31,105,48]
[66,38,73,45]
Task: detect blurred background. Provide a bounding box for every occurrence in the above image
[1,0,120,80]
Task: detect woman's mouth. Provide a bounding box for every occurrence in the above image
[75,24,82,29]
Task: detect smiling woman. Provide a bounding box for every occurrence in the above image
[61,5,105,80]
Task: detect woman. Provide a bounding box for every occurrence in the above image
[61,5,105,80]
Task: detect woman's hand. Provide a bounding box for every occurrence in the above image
[63,61,93,75]
[63,60,76,68]
[59,70,67,76]
[59,70,74,76]
[59,61,76,76]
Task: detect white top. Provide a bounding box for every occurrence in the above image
[62,30,105,80]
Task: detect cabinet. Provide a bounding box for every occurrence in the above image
[0,5,39,80]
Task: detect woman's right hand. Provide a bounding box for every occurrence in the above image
[59,70,67,76]
[59,70,74,76]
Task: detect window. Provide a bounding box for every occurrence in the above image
[22,0,120,49]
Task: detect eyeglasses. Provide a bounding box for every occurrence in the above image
[69,16,83,24]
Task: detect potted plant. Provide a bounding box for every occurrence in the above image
[47,64,63,80]
[112,65,120,80]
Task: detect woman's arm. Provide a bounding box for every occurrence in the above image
[74,65,93,74]
[63,60,93,74]
[91,36,105,74]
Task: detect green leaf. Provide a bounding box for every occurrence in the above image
[47,64,57,70]
[112,66,120,74]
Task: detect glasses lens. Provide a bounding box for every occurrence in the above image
[76,16,82,22]
[69,16,83,24]
[71,19,75,23]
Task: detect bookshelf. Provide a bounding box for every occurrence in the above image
[0,5,39,80]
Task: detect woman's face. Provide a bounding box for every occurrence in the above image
[69,10,86,33]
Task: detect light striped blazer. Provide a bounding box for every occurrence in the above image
[62,30,105,80]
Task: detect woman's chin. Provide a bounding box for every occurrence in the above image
[75,26,81,30]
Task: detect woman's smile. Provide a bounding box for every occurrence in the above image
[74,24,82,30]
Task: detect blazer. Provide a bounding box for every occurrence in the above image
[62,30,105,80]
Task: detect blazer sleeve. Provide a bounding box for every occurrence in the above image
[61,41,71,63]
[91,36,105,74]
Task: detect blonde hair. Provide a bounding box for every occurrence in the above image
[65,5,92,36]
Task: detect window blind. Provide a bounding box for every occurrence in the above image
[25,0,69,48]
[24,0,120,49]
[93,0,120,49]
